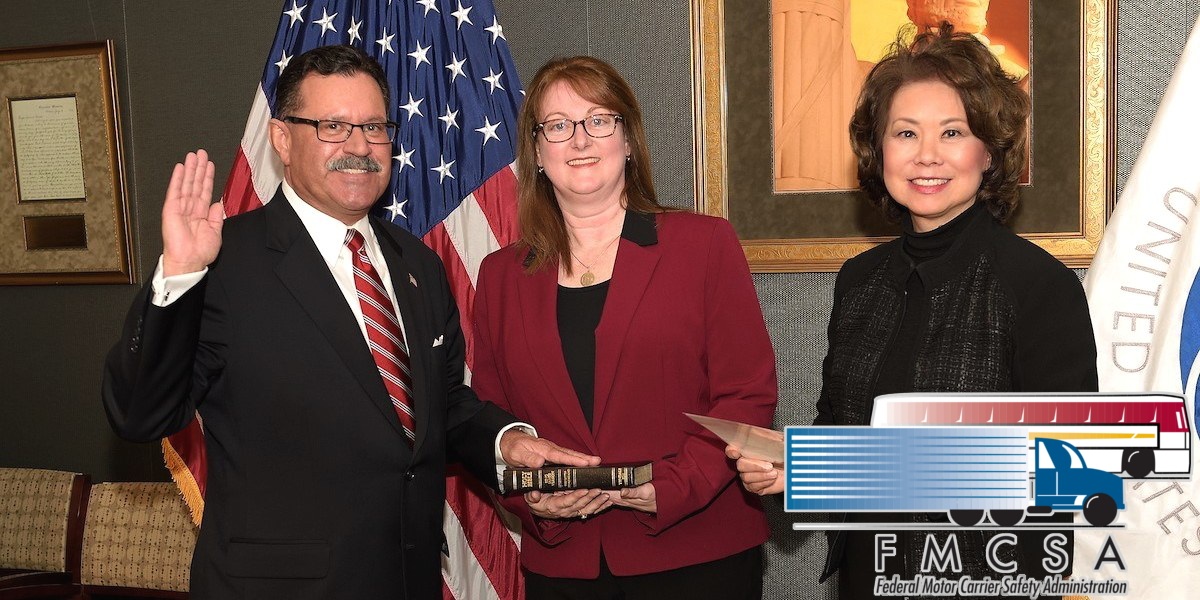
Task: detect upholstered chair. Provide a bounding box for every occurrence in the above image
[0,467,89,600]
[78,483,196,599]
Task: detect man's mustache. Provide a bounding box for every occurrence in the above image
[327,156,383,172]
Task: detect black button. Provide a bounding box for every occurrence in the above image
[404,470,415,481]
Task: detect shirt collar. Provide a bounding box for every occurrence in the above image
[282,181,374,268]
[621,209,658,246]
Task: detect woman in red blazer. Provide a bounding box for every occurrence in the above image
[470,56,778,599]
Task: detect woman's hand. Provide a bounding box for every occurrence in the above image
[606,482,656,513]
[726,445,784,496]
[524,488,612,520]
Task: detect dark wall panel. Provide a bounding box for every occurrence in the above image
[0,1,155,481]
[0,0,278,482]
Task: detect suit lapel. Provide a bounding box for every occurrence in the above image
[592,238,659,431]
[518,261,598,451]
[592,211,660,432]
[372,220,433,457]
[266,196,410,443]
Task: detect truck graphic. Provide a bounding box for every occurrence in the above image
[783,426,1126,527]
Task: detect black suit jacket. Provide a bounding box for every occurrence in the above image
[814,208,1096,585]
[102,190,515,599]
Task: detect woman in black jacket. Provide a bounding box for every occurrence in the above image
[730,24,1097,599]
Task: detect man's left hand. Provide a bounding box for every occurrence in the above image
[500,430,601,468]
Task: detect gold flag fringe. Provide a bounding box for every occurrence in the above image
[162,437,205,527]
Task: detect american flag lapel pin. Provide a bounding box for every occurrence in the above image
[409,274,418,288]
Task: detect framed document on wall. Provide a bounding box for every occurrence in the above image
[693,0,1115,272]
[0,41,134,285]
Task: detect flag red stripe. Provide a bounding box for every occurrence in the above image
[221,148,264,216]
[166,419,207,497]
[423,223,478,367]
[445,468,524,599]
[472,166,520,244]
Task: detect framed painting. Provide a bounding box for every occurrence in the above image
[693,0,1115,272]
[0,41,134,285]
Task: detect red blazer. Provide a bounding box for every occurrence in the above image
[472,210,776,578]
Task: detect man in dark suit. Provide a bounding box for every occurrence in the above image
[102,45,597,600]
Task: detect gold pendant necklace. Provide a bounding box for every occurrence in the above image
[569,235,620,286]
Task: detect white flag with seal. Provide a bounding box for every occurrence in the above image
[1082,15,1200,599]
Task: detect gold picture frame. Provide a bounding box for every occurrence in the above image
[0,41,134,285]
[693,0,1115,272]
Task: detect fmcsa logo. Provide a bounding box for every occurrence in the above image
[775,393,1197,598]
[871,533,1130,598]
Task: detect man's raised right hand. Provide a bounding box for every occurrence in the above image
[162,150,224,277]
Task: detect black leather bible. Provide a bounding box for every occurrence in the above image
[502,462,653,493]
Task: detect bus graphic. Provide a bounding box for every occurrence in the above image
[869,392,1193,479]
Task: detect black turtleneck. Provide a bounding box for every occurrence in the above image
[872,201,984,399]
[902,201,982,265]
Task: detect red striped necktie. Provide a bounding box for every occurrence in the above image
[345,229,416,443]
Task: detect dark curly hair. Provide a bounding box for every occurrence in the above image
[849,24,1030,223]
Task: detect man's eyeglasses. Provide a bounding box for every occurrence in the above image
[282,116,398,144]
[533,113,624,143]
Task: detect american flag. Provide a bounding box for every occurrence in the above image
[161,1,525,598]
